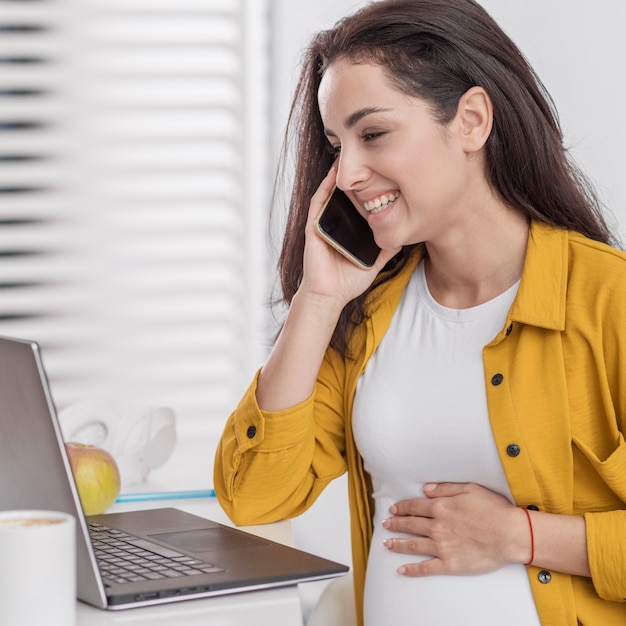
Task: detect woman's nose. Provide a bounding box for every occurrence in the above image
[335,148,369,191]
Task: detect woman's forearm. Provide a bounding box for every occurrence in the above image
[523,509,590,577]
[256,290,344,412]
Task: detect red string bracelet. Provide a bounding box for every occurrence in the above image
[522,507,535,566]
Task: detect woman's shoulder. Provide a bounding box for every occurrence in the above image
[564,230,626,315]
[568,229,626,260]
[567,230,626,280]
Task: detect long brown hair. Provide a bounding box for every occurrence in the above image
[275,0,614,356]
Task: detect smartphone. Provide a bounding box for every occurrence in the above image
[315,186,381,269]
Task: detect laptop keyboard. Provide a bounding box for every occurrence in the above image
[88,522,224,586]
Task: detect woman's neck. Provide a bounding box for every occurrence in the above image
[423,209,529,309]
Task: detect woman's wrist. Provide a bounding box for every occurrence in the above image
[291,287,347,324]
[521,508,535,566]
[506,508,591,576]
[505,506,535,566]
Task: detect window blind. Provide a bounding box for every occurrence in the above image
[0,0,271,468]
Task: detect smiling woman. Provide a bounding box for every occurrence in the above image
[213,2,626,625]
[215,0,626,626]
[318,61,504,260]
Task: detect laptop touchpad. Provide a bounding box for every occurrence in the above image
[149,528,269,553]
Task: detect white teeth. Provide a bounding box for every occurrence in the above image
[364,192,399,214]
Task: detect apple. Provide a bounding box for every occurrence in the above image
[65,442,121,515]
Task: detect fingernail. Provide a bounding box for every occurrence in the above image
[397,566,406,575]
[389,504,397,514]
[423,483,436,492]
[383,539,392,548]
[382,518,390,529]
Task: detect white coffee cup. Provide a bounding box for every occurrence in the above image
[0,510,76,626]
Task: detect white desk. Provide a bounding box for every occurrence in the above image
[75,498,304,626]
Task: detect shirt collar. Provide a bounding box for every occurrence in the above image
[369,220,568,334]
[509,221,568,331]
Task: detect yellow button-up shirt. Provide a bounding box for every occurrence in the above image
[215,221,626,625]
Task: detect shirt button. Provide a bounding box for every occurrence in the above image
[538,570,552,584]
[505,324,513,336]
[506,443,521,457]
[246,425,257,439]
[491,373,504,386]
[527,504,540,511]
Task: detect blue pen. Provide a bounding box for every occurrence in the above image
[115,489,216,503]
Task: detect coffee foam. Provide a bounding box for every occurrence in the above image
[0,517,64,528]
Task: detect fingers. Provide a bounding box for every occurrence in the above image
[390,482,471,515]
[382,531,448,578]
[382,506,436,565]
[383,535,433,556]
[383,510,431,535]
[306,165,337,226]
[423,482,469,498]
[397,559,445,577]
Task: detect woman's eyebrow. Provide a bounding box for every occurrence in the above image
[344,106,391,128]
[324,106,392,138]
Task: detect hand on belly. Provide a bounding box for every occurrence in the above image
[381,482,531,576]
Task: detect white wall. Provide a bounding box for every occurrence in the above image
[479,1,626,242]
[272,0,626,242]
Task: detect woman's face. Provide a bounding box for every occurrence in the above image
[317,58,485,251]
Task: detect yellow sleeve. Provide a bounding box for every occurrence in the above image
[213,355,348,526]
[585,510,626,602]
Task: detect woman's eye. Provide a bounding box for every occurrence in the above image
[326,143,341,156]
[363,131,386,142]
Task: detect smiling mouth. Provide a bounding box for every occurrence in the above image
[363,192,400,215]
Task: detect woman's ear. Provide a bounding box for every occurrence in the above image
[456,86,493,153]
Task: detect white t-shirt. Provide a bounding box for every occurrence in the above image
[352,261,541,626]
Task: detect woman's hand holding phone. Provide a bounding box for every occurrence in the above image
[301,166,400,309]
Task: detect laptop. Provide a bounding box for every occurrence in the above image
[0,335,348,610]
